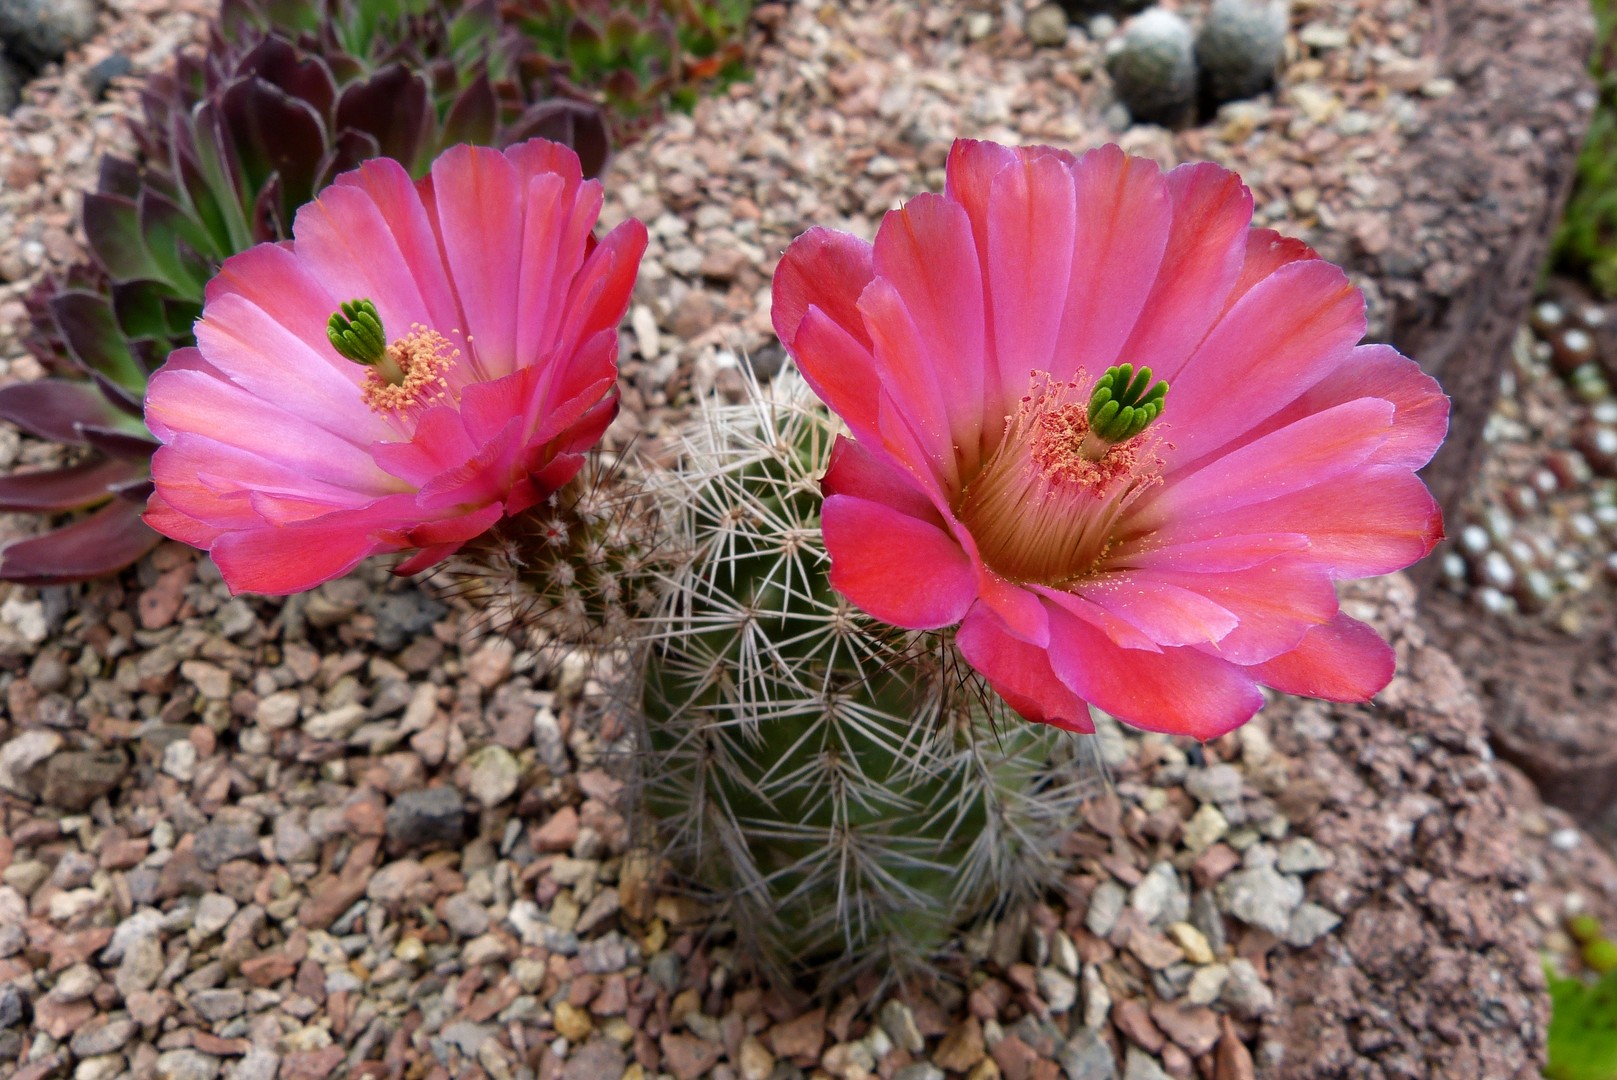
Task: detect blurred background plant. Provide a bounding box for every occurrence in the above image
[506,0,755,140]
[1546,914,1617,1080]
[1549,0,1617,296]
[0,0,757,584]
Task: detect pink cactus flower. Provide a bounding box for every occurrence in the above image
[773,139,1447,740]
[144,140,647,595]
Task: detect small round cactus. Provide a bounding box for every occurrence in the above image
[635,371,1094,989]
[1107,7,1198,127]
[1197,0,1291,108]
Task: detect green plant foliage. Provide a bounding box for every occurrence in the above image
[1548,965,1617,1080]
[505,0,756,139]
[633,372,1093,990]
[3,0,608,583]
[1550,0,1617,295]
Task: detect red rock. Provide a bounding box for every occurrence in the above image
[1191,844,1242,889]
[138,565,194,630]
[241,953,297,987]
[1150,1001,1221,1056]
[191,1032,250,1055]
[968,977,1011,1019]
[1113,999,1165,1054]
[284,1046,346,1079]
[33,995,94,1039]
[1215,1016,1256,1080]
[660,1033,721,1080]
[296,838,378,929]
[932,1016,985,1073]
[127,990,173,1027]
[591,974,628,1017]
[767,1008,826,1061]
[991,1034,1039,1080]
[533,806,580,853]
[45,926,113,972]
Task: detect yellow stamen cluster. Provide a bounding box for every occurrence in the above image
[361,324,456,414]
[957,371,1163,586]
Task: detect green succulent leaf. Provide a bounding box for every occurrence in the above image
[138,189,216,294]
[49,293,148,396]
[81,193,156,284]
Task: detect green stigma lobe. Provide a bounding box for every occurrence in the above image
[327,298,387,364]
[1087,364,1168,445]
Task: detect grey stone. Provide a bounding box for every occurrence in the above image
[51,961,99,1002]
[1197,0,1289,106]
[1185,963,1229,1006]
[1085,880,1127,937]
[466,745,521,808]
[39,749,128,811]
[1037,967,1079,1013]
[1122,1048,1171,1080]
[190,988,246,1022]
[578,931,638,974]
[1060,1028,1117,1080]
[1183,763,1244,805]
[115,934,164,997]
[71,1017,137,1057]
[1081,964,1111,1030]
[1107,8,1196,127]
[0,0,97,67]
[444,893,491,938]
[1217,865,1304,935]
[879,999,925,1053]
[0,984,24,1029]
[1128,862,1187,926]
[153,1048,221,1080]
[1190,889,1227,955]
[194,823,261,871]
[441,1020,495,1057]
[647,950,681,992]
[1221,957,1275,1018]
[233,1048,281,1080]
[1276,836,1333,874]
[1283,902,1342,947]
[366,590,445,651]
[192,893,238,939]
[0,728,61,797]
[105,910,165,963]
[386,787,466,849]
[894,1065,946,1080]
[1027,3,1069,47]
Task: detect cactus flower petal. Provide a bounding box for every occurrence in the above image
[145,139,646,594]
[776,139,1447,738]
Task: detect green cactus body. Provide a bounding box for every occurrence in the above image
[636,373,1092,987]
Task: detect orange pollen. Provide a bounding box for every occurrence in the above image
[956,371,1162,586]
[361,324,457,414]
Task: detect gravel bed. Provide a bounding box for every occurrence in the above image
[0,0,1605,1077]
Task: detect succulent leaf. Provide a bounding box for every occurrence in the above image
[0,458,149,513]
[0,499,162,585]
[0,380,135,445]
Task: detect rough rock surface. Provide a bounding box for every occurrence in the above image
[1261,576,1547,1078]
[1342,0,1596,535]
